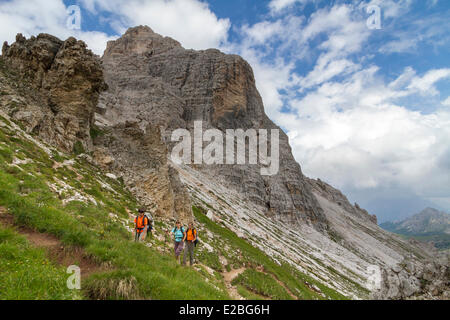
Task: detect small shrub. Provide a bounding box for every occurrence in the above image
[83,271,141,300]
[72,141,85,155]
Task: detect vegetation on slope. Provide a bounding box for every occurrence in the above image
[0,226,81,300]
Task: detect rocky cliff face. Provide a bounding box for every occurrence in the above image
[96,26,327,229]
[1,33,106,152]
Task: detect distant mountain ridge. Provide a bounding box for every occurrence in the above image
[380,208,450,249]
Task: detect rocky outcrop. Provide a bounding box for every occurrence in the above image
[374,254,449,299]
[1,33,106,152]
[98,26,327,229]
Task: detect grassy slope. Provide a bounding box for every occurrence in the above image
[0,119,229,300]
[0,226,81,300]
[0,116,350,300]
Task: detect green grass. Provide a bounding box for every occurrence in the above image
[232,269,292,300]
[89,126,105,140]
[236,285,266,300]
[389,232,450,250]
[0,226,81,300]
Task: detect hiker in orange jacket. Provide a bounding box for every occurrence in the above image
[134,208,149,242]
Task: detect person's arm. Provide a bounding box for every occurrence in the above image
[182,228,187,242]
[193,230,197,242]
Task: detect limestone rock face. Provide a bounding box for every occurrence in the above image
[306,177,378,224]
[98,26,327,229]
[1,33,106,152]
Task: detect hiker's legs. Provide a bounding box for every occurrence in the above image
[182,242,189,265]
[141,226,149,241]
[183,242,194,266]
[189,242,195,265]
[173,241,178,257]
[174,241,184,263]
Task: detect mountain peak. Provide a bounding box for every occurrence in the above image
[125,25,155,35]
[104,25,182,57]
[419,207,442,215]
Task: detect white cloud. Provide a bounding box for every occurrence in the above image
[407,68,450,96]
[268,0,312,14]
[364,0,413,19]
[79,0,230,50]
[298,58,360,89]
[282,67,450,199]
[442,97,450,107]
[379,38,418,54]
[0,0,116,55]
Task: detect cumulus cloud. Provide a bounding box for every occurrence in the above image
[78,0,230,50]
[284,67,450,188]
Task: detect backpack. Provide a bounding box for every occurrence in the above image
[146,216,153,231]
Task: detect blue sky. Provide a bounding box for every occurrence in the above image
[1,0,449,222]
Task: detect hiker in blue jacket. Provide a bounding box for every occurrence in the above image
[170,220,186,264]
